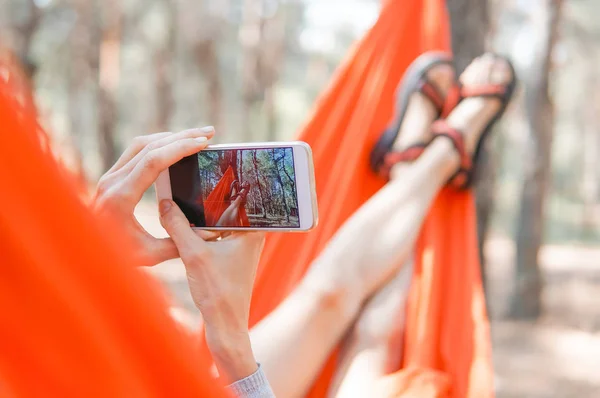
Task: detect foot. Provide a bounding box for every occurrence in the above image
[391,63,456,154]
[238,182,250,205]
[387,64,455,180]
[447,53,514,157]
[229,180,240,201]
[429,54,514,187]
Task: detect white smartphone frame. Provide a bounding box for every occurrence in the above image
[155,141,318,232]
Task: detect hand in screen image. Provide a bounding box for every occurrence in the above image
[199,148,300,228]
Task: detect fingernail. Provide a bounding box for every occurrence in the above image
[199,126,214,133]
[159,199,173,216]
[195,136,208,143]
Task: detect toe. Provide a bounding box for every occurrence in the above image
[492,57,513,85]
[477,54,494,85]
[460,55,483,85]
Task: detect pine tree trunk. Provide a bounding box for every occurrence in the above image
[230,150,238,178]
[68,0,97,179]
[155,0,176,132]
[280,154,299,212]
[446,0,492,291]
[97,0,122,172]
[271,149,290,222]
[252,150,268,218]
[581,59,600,233]
[510,0,563,319]
[195,37,223,133]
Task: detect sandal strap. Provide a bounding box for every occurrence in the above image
[419,80,462,118]
[417,80,445,113]
[461,84,508,101]
[379,143,428,179]
[229,180,240,201]
[431,120,472,188]
[442,85,461,117]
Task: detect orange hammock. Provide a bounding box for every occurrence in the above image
[0,75,225,395]
[0,0,491,395]
[202,165,250,226]
[244,0,493,397]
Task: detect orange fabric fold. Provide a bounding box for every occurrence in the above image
[247,0,494,397]
[0,75,224,396]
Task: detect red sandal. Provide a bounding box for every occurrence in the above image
[431,120,472,188]
[228,180,240,201]
[432,55,517,189]
[370,52,460,180]
[454,55,517,188]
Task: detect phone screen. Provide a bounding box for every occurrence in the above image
[169,147,301,228]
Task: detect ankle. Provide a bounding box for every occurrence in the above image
[429,136,461,176]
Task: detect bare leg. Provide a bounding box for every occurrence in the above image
[251,136,460,397]
[215,186,249,227]
[328,54,514,398]
[215,199,242,227]
[328,258,413,398]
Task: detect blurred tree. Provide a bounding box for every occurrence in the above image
[446,0,493,292]
[447,0,489,73]
[271,148,290,222]
[97,0,122,171]
[565,16,600,235]
[510,0,564,319]
[11,0,40,74]
[68,0,99,178]
[0,0,39,118]
[173,0,226,134]
[240,0,286,140]
[251,150,268,218]
[154,0,176,132]
[194,34,223,133]
[580,55,600,234]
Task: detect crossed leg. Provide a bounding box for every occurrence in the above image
[249,54,512,398]
[216,185,249,227]
[250,136,460,397]
[328,54,513,397]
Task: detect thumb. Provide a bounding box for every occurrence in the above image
[159,199,202,254]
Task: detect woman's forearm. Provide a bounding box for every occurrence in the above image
[205,326,258,382]
[204,326,275,398]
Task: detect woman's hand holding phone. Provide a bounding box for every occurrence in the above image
[93,127,215,266]
[94,127,265,383]
[159,199,264,382]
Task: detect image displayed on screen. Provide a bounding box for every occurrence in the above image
[170,147,300,229]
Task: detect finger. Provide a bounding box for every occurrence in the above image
[221,231,266,248]
[195,230,223,241]
[159,199,206,257]
[117,126,215,177]
[144,237,179,265]
[120,136,209,203]
[107,132,172,174]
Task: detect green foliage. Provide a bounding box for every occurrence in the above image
[198,148,298,221]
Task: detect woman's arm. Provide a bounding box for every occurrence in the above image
[159,200,274,397]
[95,130,275,396]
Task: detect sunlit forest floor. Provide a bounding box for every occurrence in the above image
[247,214,300,228]
[136,202,600,398]
[485,237,600,398]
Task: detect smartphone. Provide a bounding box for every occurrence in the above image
[155,141,318,232]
